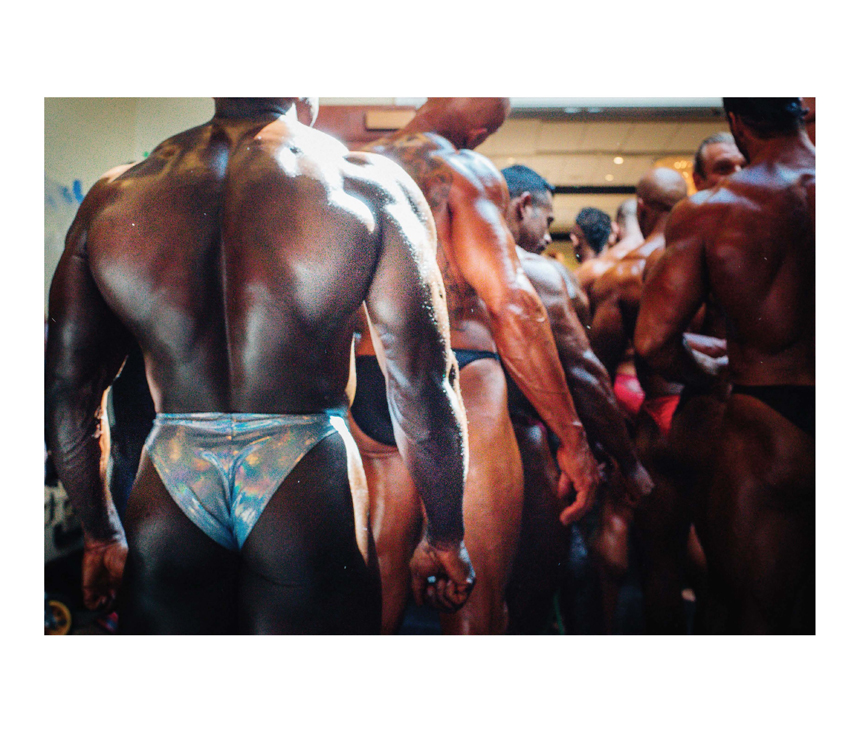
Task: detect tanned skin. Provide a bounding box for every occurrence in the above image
[648,133,745,631]
[500,179,653,631]
[505,246,654,632]
[635,107,815,633]
[586,168,689,632]
[575,198,645,297]
[351,98,600,634]
[45,98,473,634]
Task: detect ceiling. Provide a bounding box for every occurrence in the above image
[476,117,730,233]
[319,97,732,234]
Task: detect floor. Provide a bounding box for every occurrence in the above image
[46,527,684,636]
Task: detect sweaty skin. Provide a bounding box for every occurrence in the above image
[635,114,815,633]
[630,137,743,633]
[352,99,599,634]
[586,168,690,632]
[575,199,645,297]
[505,247,654,632]
[45,98,473,633]
[516,248,653,505]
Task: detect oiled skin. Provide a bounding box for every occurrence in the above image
[353,101,599,634]
[505,249,653,632]
[45,100,471,633]
[635,119,815,633]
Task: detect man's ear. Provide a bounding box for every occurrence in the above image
[727,111,745,140]
[465,126,490,149]
[517,191,533,219]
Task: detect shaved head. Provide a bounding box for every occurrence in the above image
[636,168,689,237]
[616,197,638,226]
[417,97,511,149]
[637,167,689,211]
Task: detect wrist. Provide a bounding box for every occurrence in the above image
[557,421,589,449]
[424,526,464,551]
[83,516,126,548]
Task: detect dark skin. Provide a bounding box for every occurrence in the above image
[501,179,651,496]
[505,246,655,632]
[45,98,473,633]
[352,98,600,634]
[635,112,815,633]
[516,248,654,506]
[636,137,743,633]
[575,199,645,298]
[586,167,690,632]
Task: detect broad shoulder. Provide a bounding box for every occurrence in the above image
[65,162,144,250]
[519,249,568,299]
[342,149,433,228]
[448,148,508,208]
[593,252,646,304]
[665,191,728,247]
[576,257,612,285]
[345,149,426,199]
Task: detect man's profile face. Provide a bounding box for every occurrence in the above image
[695,141,745,190]
[517,192,555,254]
[570,225,595,263]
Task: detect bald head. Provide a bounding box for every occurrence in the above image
[416,97,511,149]
[295,97,319,126]
[637,168,689,210]
[616,197,638,225]
[614,197,640,242]
[636,168,689,237]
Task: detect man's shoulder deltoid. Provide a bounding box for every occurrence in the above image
[666,193,722,241]
[343,151,431,215]
[453,149,501,183]
[528,254,568,299]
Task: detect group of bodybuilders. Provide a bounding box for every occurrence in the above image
[45,97,815,634]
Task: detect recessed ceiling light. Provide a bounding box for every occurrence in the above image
[613,156,624,165]
[605,174,614,182]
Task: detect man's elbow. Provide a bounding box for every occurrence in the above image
[487,281,548,329]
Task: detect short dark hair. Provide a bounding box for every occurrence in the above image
[693,132,736,179]
[501,164,555,202]
[575,207,612,254]
[722,97,807,137]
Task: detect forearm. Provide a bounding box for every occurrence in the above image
[491,286,587,450]
[638,333,720,390]
[386,365,467,544]
[46,384,122,543]
[565,349,640,470]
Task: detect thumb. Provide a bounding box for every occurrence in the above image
[437,545,474,587]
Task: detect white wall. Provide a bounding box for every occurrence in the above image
[132,98,213,161]
[44,98,216,313]
[45,98,135,313]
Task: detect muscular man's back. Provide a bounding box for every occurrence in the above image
[701,160,815,385]
[86,118,382,414]
[46,99,475,631]
[365,132,504,352]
